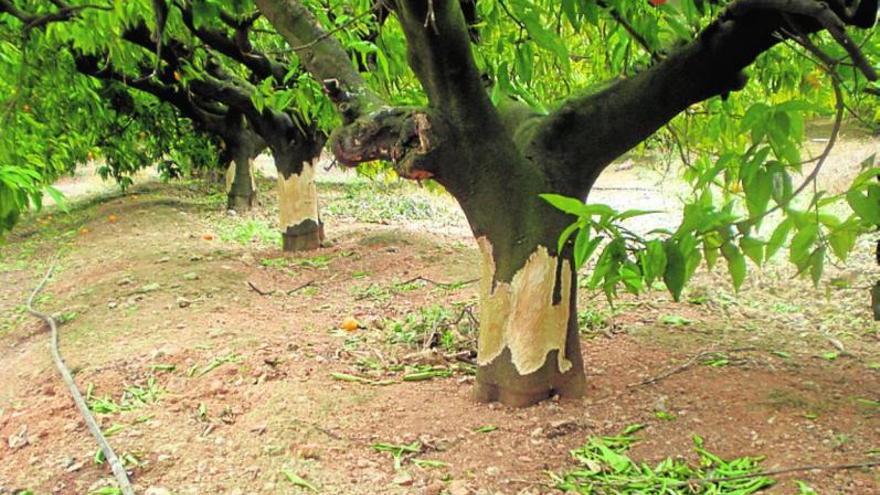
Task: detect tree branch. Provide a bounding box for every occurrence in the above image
[529,0,878,194]
[253,0,380,116]
[0,0,111,30]
[73,53,232,136]
[597,0,661,63]
[174,0,288,82]
[392,0,493,124]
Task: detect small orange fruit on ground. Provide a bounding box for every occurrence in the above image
[108,214,118,223]
[79,228,89,235]
[202,233,215,241]
[340,317,360,332]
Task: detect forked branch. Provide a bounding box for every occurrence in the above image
[529,0,877,194]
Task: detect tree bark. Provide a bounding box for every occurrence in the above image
[471,232,586,406]
[270,127,326,252]
[277,158,323,251]
[225,147,257,212]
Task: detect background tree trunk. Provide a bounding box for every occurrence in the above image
[225,149,257,212]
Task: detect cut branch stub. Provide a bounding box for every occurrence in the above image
[328,107,447,180]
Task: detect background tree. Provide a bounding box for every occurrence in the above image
[0,0,338,250]
[0,15,216,232]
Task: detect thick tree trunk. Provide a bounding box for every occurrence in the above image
[468,217,586,407]
[225,152,257,212]
[276,158,323,251]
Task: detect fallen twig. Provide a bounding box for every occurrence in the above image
[452,304,479,327]
[628,347,757,387]
[401,276,480,289]
[287,279,316,295]
[247,280,273,296]
[248,279,316,296]
[291,417,346,441]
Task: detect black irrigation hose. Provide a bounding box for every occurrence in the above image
[26,262,135,495]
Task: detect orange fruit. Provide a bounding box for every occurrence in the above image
[202,233,215,241]
[340,317,360,332]
[108,214,118,223]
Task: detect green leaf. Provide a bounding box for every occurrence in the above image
[766,218,793,260]
[642,239,667,284]
[514,43,533,84]
[663,240,686,302]
[573,227,602,270]
[561,0,579,29]
[743,166,773,221]
[771,167,794,205]
[721,242,747,291]
[282,469,318,492]
[739,236,764,265]
[521,13,569,71]
[789,223,818,268]
[540,193,588,216]
[44,185,67,212]
[851,165,879,188]
[596,442,631,473]
[846,188,880,225]
[809,246,825,287]
[557,221,581,253]
[615,209,661,221]
[827,221,858,261]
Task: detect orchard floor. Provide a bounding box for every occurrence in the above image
[1,147,879,494]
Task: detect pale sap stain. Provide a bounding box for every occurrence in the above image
[477,237,572,375]
[277,161,319,228]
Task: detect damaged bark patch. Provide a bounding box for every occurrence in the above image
[328,107,443,180]
[277,160,323,251]
[477,237,572,375]
[277,160,320,229]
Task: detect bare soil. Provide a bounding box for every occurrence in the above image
[1,142,878,494]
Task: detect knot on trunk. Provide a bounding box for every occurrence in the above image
[328,107,445,180]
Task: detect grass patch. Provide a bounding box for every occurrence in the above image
[324,180,448,223]
[578,308,614,335]
[386,304,477,353]
[217,218,277,246]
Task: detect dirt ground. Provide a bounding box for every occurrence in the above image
[1,137,878,494]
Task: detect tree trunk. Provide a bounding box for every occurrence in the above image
[468,220,587,407]
[439,147,588,406]
[225,150,257,212]
[277,158,323,251]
